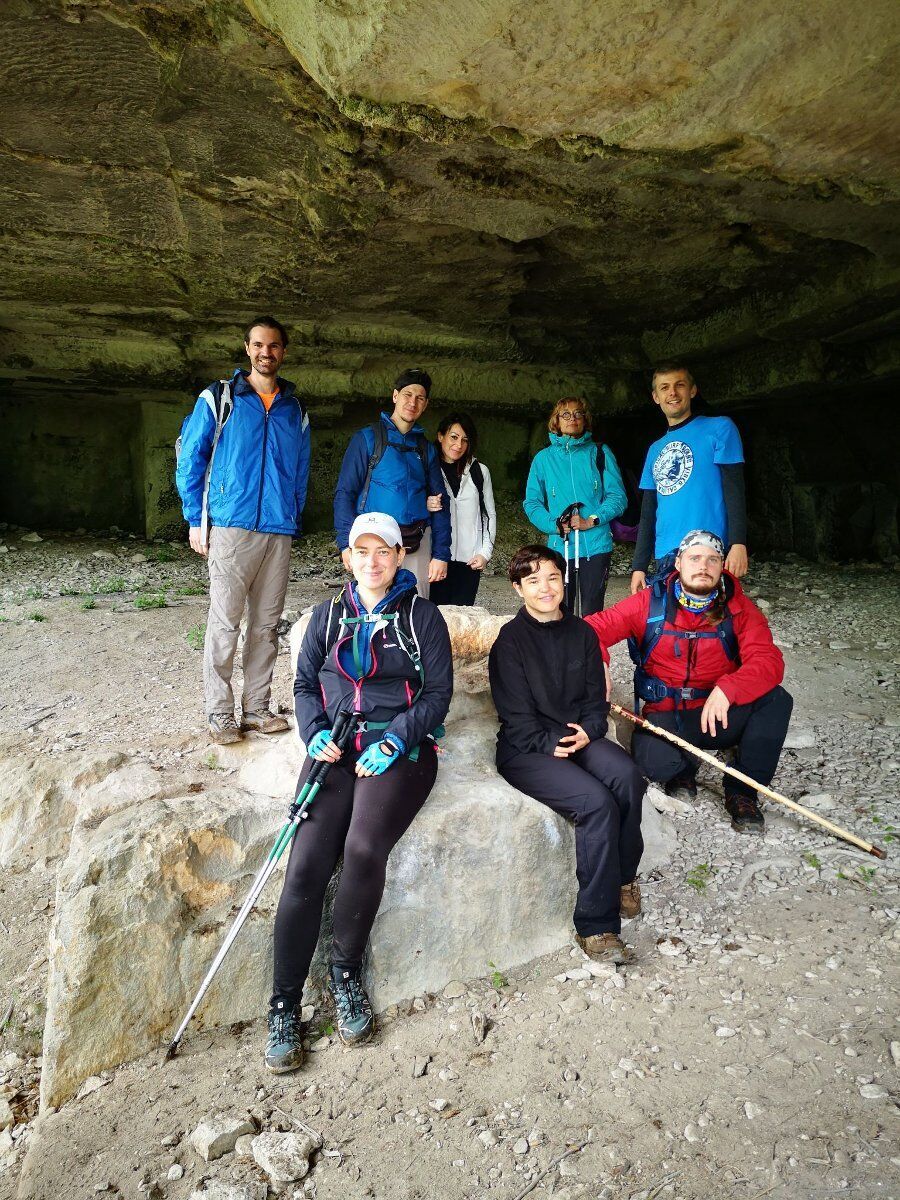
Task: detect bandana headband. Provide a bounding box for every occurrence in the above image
[677,529,725,558]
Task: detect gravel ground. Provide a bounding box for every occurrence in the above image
[0,521,898,1200]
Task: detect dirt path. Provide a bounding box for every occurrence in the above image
[0,532,897,1200]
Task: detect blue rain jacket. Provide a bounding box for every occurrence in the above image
[176,370,311,536]
[524,431,627,558]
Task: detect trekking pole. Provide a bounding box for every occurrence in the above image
[573,524,582,617]
[165,708,359,1059]
[558,503,582,616]
[611,703,887,859]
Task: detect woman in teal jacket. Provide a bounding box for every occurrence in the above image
[524,397,627,615]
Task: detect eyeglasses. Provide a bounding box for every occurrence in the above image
[559,410,585,421]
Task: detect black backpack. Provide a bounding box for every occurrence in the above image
[359,420,431,509]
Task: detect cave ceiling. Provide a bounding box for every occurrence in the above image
[1,0,899,408]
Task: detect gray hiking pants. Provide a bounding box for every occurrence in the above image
[204,527,292,718]
[403,525,432,599]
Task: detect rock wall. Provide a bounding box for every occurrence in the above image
[1,0,897,552]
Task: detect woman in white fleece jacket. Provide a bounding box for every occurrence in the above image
[428,412,496,606]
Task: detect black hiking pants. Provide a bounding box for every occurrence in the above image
[429,560,482,606]
[631,685,794,801]
[565,551,611,618]
[271,743,437,1008]
[498,738,645,936]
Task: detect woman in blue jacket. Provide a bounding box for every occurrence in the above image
[266,512,453,1073]
[524,397,627,616]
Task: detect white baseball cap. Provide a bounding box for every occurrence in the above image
[347,512,403,549]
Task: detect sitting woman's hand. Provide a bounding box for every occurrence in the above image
[355,740,399,777]
[553,722,590,758]
[308,728,342,762]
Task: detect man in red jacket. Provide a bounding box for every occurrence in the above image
[585,530,792,833]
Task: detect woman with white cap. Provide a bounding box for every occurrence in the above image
[265,512,453,1072]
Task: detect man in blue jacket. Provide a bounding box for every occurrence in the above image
[176,317,311,744]
[334,369,450,599]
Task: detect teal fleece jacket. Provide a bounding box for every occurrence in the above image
[523,431,627,558]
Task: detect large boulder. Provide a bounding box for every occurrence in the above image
[37,608,676,1109]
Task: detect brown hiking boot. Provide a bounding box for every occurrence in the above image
[620,880,642,919]
[241,710,290,735]
[208,713,243,745]
[575,932,631,964]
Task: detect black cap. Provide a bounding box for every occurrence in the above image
[393,368,432,397]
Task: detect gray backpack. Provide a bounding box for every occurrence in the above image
[175,380,233,541]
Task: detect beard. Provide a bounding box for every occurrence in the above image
[680,574,718,598]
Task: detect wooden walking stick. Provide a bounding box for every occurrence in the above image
[611,703,887,859]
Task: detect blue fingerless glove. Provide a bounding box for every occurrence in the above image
[356,740,399,776]
[307,728,334,758]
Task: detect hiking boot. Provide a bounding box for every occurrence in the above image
[665,771,697,800]
[265,1001,304,1073]
[329,965,374,1046]
[575,932,631,964]
[208,713,243,745]
[241,709,290,735]
[619,880,642,919]
[725,792,765,834]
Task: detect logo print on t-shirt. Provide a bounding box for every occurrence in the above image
[653,442,693,496]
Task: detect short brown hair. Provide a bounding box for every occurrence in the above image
[548,397,593,434]
[651,361,694,390]
[244,316,289,348]
[508,544,566,584]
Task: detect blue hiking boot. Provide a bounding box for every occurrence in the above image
[265,1000,304,1073]
[329,965,374,1046]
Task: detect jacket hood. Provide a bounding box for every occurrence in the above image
[549,431,595,450]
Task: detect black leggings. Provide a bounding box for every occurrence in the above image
[271,743,437,1007]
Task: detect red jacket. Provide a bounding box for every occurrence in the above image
[584,573,784,713]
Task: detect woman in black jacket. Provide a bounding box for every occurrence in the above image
[266,512,453,1072]
[489,545,645,964]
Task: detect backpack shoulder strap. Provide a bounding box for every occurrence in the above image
[639,578,669,663]
[359,422,388,511]
[595,442,606,476]
[415,432,430,482]
[719,607,739,661]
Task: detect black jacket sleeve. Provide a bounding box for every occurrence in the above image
[577,627,610,741]
[630,489,658,572]
[719,463,748,547]
[489,630,567,757]
[384,598,453,750]
[293,604,332,744]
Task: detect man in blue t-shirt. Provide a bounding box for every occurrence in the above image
[630,363,748,593]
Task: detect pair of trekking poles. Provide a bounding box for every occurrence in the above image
[557,501,585,617]
[166,708,359,1059]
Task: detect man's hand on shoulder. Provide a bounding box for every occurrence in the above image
[189,526,209,557]
[428,558,448,583]
[724,543,748,578]
[630,570,646,594]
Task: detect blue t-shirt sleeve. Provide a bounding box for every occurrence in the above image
[713,417,744,465]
